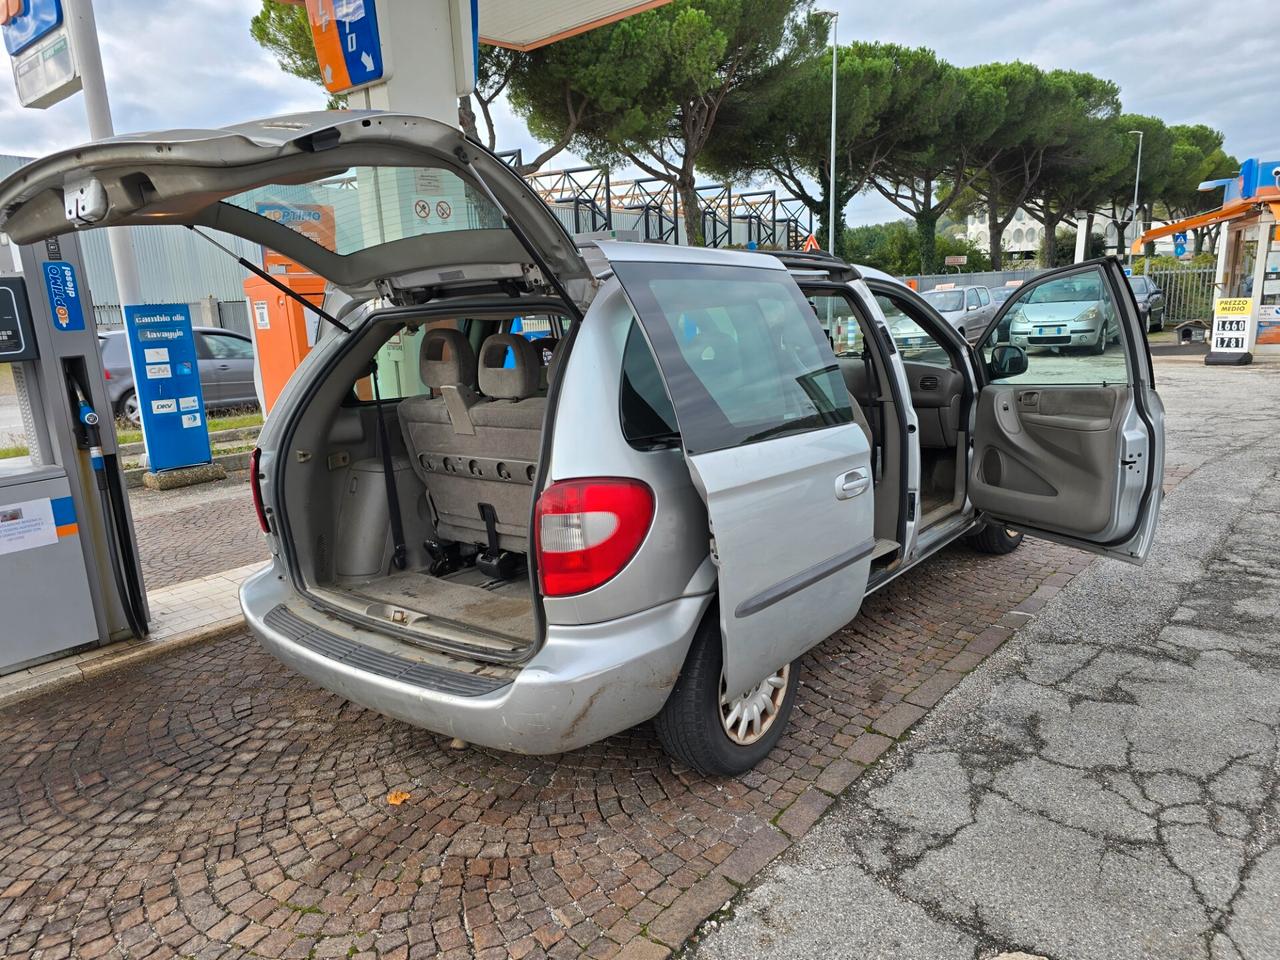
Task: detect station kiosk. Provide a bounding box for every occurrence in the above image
[1136,157,1280,364]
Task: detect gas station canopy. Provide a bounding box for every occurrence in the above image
[479,0,671,51]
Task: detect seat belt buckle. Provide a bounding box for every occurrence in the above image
[475,502,522,580]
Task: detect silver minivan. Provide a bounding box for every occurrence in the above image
[0,112,1166,774]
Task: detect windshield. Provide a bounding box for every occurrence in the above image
[990,286,1016,303]
[224,165,504,256]
[1026,276,1102,304]
[923,290,965,312]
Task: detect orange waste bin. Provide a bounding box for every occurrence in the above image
[243,269,327,414]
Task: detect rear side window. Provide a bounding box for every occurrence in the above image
[620,321,678,447]
[978,287,991,306]
[615,262,853,455]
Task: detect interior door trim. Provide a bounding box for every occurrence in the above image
[735,538,876,618]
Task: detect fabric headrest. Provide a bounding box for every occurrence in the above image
[478,333,541,400]
[419,328,477,391]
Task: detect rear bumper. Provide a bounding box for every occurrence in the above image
[240,566,709,754]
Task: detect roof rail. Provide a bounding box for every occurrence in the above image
[761,249,862,283]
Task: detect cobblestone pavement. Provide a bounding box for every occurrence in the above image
[129,473,267,591]
[0,531,1085,960]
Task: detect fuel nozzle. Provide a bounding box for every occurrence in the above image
[77,399,106,485]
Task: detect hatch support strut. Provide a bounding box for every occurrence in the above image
[186,226,352,334]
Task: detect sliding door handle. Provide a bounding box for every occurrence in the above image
[836,467,870,500]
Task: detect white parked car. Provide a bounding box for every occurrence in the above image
[0,112,1167,774]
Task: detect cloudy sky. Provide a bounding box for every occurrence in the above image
[0,0,1276,226]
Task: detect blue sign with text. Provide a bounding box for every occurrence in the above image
[337,0,383,87]
[3,0,64,56]
[123,304,212,473]
[41,260,84,331]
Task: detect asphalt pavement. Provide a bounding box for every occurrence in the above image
[695,356,1280,960]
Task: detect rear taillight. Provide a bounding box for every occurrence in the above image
[250,447,270,533]
[535,478,654,597]
[103,369,110,380]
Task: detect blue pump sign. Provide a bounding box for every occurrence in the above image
[41,260,84,331]
[123,304,212,472]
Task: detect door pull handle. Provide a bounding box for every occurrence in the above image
[836,468,871,500]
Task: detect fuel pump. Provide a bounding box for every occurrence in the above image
[0,231,147,674]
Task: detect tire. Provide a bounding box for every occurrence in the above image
[117,389,141,426]
[968,523,1024,555]
[655,607,800,775]
[1090,324,1106,355]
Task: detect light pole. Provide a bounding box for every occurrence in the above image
[64,0,142,311]
[1128,128,1144,264]
[818,10,838,254]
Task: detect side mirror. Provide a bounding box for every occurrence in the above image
[989,344,1028,379]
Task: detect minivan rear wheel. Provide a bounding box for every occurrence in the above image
[655,607,800,775]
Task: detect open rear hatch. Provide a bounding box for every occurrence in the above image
[0,112,594,661]
[0,110,591,302]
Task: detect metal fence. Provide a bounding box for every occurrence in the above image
[906,267,1045,293]
[218,300,251,337]
[1142,267,1216,323]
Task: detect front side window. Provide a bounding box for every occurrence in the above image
[615,262,852,454]
[982,265,1130,385]
[966,288,981,309]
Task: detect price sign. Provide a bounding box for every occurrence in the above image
[1211,298,1253,353]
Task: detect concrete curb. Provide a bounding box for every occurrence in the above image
[0,617,245,710]
[124,449,252,488]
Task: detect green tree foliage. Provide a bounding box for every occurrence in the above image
[871,61,1004,274]
[1021,73,1124,265]
[510,0,819,245]
[249,1,347,109]
[843,220,991,276]
[1103,114,1174,256]
[961,64,1086,270]
[1161,124,1237,254]
[704,39,940,257]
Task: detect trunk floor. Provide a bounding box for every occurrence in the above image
[331,568,534,651]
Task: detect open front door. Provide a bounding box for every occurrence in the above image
[970,259,1165,563]
[612,251,875,695]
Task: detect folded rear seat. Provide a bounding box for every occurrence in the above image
[401,332,546,563]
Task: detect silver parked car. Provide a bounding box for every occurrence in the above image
[1006,273,1120,353]
[99,327,258,424]
[0,112,1167,774]
[920,284,995,341]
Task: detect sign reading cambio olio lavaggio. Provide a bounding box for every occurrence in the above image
[123,304,212,472]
